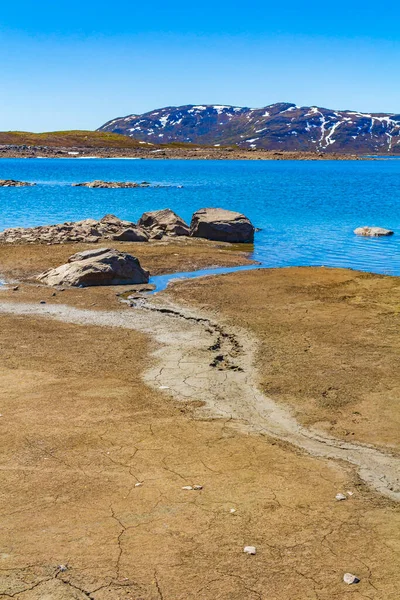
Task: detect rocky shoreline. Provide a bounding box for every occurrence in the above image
[0,208,255,246]
[0,144,365,160]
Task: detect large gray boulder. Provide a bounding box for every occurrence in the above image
[354,226,394,237]
[37,248,149,287]
[112,227,149,242]
[138,209,190,237]
[190,208,255,243]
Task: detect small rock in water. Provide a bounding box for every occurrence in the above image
[244,546,256,555]
[343,573,360,585]
[354,226,394,237]
[335,493,347,501]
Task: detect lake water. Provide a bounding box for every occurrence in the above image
[1,157,400,276]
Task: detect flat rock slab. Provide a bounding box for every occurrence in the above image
[354,226,394,237]
[37,247,149,287]
[190,207,255,243]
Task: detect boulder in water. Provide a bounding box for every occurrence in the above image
[190,208,255,243]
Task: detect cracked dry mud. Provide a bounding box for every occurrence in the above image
[0,297,399,503]
[1,275,400,600]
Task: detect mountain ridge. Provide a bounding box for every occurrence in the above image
[98,102,400,153]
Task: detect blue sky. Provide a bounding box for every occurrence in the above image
[1,0,399,131]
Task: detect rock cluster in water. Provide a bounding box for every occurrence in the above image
[0,179,35,187]
[37,247,149,287]
[72,180,151,188]
[0,208,255,245]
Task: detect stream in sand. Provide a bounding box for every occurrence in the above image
[0,294,399,503]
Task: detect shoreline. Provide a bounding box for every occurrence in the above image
[0,145,367,160]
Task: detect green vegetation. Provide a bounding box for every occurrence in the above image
[0,130,235,150]
[0,130,143,148]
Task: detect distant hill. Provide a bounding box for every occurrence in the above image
[98,103,400,153]
[0,130,143,148]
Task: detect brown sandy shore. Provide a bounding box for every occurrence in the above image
[0,145,364,160]
[0,243,399,599]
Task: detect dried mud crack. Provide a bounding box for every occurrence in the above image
[0,298,399,503]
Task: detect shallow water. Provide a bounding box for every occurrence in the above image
[1,157,400,276]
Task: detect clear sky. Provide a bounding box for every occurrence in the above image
[1,0,399,131]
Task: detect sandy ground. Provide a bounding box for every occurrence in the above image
[0,238,254,283]
[0,260,399,598]
[171,268,400,450]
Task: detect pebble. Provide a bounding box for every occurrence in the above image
[193,485,203,490]
[12,286,19,291]
[159,386,170,390]
[343,573,360,585]
[182,486,193,491]
[40,301,46,304]
[335,493,347,501]
[58,565,68,572]
[135,482,143,487]
[230,508,236,514]
[347,491,354,496]
[243,546,256,555]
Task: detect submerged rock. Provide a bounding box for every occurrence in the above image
[37,247,149,287]
[190,208,255,243]
[138,208,190,237]
[354,226,394,237]
[0,179,35,187]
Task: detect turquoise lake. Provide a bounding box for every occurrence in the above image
[1,157,400,276]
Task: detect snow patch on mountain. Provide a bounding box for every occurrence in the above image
[99,103,400,154]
